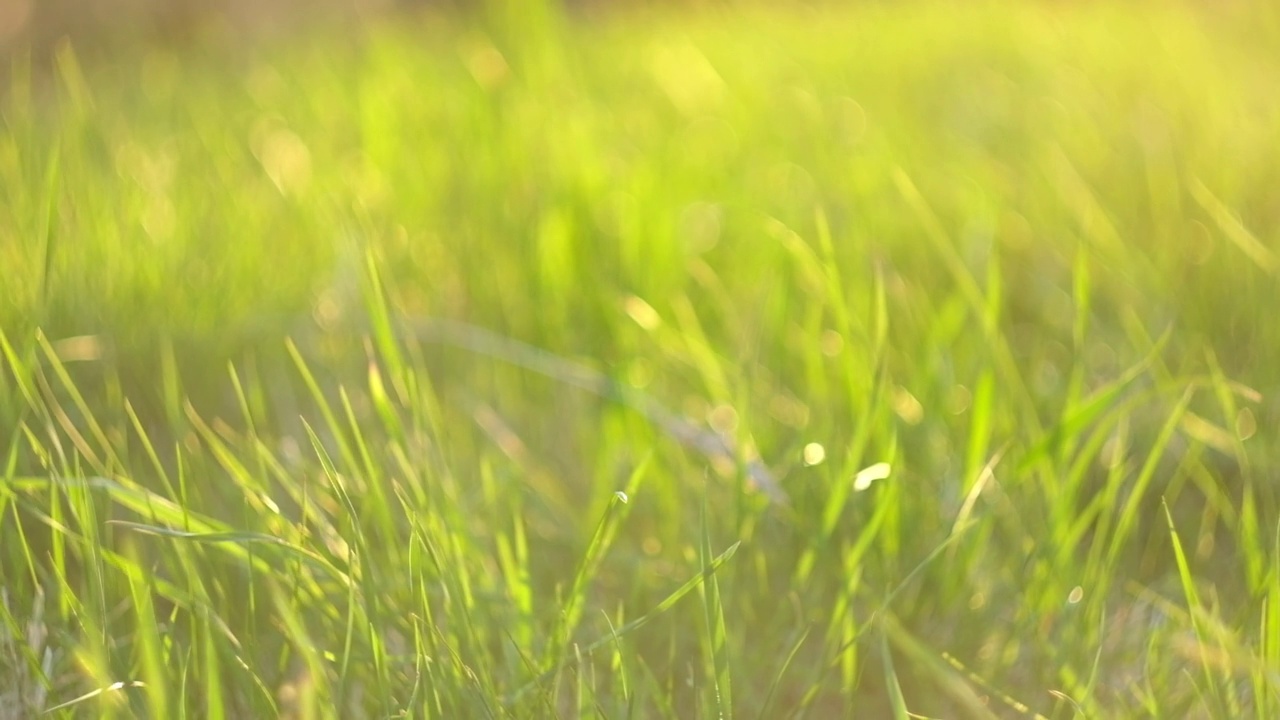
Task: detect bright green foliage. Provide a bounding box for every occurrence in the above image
[2,1,1280,717]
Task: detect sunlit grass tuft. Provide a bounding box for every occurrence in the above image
[3,0,1280,716]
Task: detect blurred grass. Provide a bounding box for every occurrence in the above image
[2,0,1280,716]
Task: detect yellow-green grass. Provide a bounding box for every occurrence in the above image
[2,1,1280,716]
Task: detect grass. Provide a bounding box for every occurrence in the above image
[2,0,1280,716]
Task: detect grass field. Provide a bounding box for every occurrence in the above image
[3,0,1280,716]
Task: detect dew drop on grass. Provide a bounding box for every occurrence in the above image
[614,491,629,504]
[260,493,280,514]
[948,385,972,414]
[1237,407,1257,440]
[891,385,924,425]
[642,537,662,555]
[802,442,826,466]
[853,462,891,491]
[708,404,739,434]
[623,295,662,330]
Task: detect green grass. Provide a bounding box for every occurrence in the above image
[3,0,1280,716]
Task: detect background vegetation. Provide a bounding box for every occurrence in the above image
[3,0,1280,716]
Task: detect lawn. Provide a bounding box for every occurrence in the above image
[2,0,1280,716]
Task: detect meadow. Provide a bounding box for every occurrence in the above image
[2,1,1280,716]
